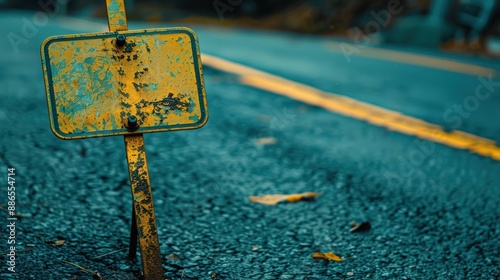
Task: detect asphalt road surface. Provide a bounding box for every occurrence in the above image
[1,10,500,280]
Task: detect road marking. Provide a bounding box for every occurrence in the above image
[202,54,500,161]
[325,42,496,77]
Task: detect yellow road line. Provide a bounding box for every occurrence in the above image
[325,42,496,77]
[201,54,500,160]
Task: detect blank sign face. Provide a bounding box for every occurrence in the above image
[41,27,208,139]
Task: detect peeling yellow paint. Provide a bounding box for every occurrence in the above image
[41,28,208,139]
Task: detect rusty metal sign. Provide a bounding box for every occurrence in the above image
[41,28,208,139]
[40,0,209,278]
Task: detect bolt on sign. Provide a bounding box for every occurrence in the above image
[40,0,208,279]
[41,25,208,139]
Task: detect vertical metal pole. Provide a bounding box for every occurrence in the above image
[105,0,128,32]
[124,134,164,279]
[105,0,164,279]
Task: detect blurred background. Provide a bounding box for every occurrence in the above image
[2,0,500,57]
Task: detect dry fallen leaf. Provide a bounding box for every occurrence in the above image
[312,252,343,262]
[254,137,277,145]
[249,192,319,205]
[349,221,371,233]
[167,253,180,260]
[46,239,65,246]
[257,115,272,123]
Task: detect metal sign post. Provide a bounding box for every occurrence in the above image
[124,133,163,279]
[40,0,208,278]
